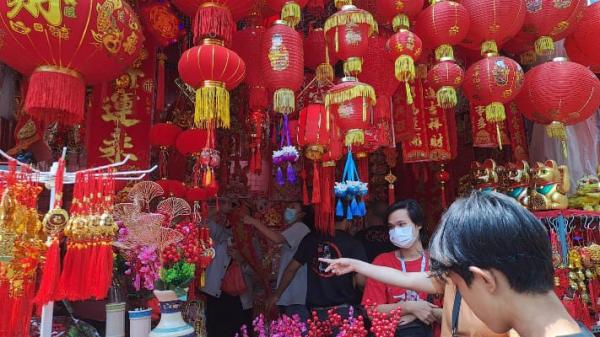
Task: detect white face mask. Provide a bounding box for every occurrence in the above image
[389,225,417,248]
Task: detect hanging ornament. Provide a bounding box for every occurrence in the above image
[386,29,423,104]
[304,27,336,85]
[317,121,344,236]
[150,123,183,179]
[564,35,600,72]
[266,0,310,28]
[376,0,424,32]
[140,2,183,48]
[502,32,538,66]
[298,104,331,204]
[262,20,305,115]
[233,23,269,110]
[427,59,464,109]
[273,115,300,186]
[415,1,470,61]
[334,150,368,220]
[324,4,378,76]
[178,39,246,128]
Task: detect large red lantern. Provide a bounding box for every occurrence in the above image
[233,24,268,110]
[304,28,336,84]
[520,0,586,56]
[463,56,524,133]
[459,0,526,55]
[386,30,423,101]
[150,123,183,148]
[261,20,304,115]
[415,0,471,61]
[427,60,464,109]
[324,5,378,76]
[266,0,310,28]
[376,0,425,31]
[140,2,182,48]
[178,39,246,128]
[171,0,252,19]
[325,77,376,146]
[0,0,143,125]
[175,129,209,156]
[571,2,600,66]
[564,35,600,73]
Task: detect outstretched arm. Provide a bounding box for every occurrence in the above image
[243,215,285,244]
[321,258,442,294]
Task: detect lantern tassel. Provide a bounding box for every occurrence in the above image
[436,87,457,109]
[535,36,555,57]
[194,4,234,44]
[481,40,499,56]
[195,84,230,128]
[435,44,454,61]
[405,82,414,105]
[388,183,395,205]
[325,83,376,109]
[345,129,365,146]
[324,10,378,38]
[302,168,309,205]
[322,163,335,236]
[276,166,285,186]
[392,14,410,32]
[316,63,334,85]
[156,52,166,113]
[485,102,506,123]
[343,57,363,76]
[312,162,321,204]
[273,88,295,115]
[281,2,302,28]
[395,55,416,82]
[546,121,568,158]
[287,162,297,184]
[34,238,61,306]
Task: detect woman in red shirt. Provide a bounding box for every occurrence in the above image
[362,200,442,337]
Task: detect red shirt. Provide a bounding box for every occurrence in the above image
[361,251,430,306]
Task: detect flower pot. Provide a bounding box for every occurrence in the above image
[105,302,125,337]
[129,308,152,337]
[150,290,195,337]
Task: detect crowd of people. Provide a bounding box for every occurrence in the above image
[199,192,594,337]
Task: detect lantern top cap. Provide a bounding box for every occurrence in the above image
[553,57,568,62]
[340,4,358,10]
[201,38,225,46]
[340,76,358,83]
[439,57,456,62]
[273,20,288,26]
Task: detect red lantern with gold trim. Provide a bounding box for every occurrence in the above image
[261,20,304,115]
[298,104,331,161]
[324,5,378,76]
[376,0,425,31]
[304,28,336,84]
[0,0,143,125]
[459,0,526,56]
[141,2,182,48]
[571,2,600,65]
[325,77,376,146]
[266,0,310,28]
[564,35,600,73]
[178,39,246,128]
[233,24,268,110]
[414,0,471,61]
[386,30,423,103]
[427,60,464,109]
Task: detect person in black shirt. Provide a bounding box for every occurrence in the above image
[354,202,396,262]
[266,214,368,325]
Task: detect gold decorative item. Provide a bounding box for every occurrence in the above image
[530,160,570,211]
[568,175,600,211]
[502,160,530,207]
[471,159,500,192]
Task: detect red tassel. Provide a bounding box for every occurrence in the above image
[441,185,447,209]
[0,280,36,336]
[25,69,86,126]
[34,238,61,306]
[156,52,166,113]
[301,168,309,205]
[95,243,113,300]
[194,5,234,45]
[321,165,335,236]
[311,162,321,204]
[388,184,395,206]
[55,242,78,300]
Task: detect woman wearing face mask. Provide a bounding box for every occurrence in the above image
[361,200,442,337]
[243,202,312,321]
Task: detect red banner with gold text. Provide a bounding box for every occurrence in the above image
[506,102,529,161]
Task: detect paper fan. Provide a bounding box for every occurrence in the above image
[157,197,191,220]
[128,181,164,211]
[127,213,165,239]
[113,203,141,224]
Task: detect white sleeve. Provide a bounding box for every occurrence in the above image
[281,222,311,249]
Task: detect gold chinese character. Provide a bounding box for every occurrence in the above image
[7,0,63,27]
[430,134,443,148]
[427,102,438,115]
[410,136,423,147]
[477,117,486,130]
[428,117,442,131]
[425,88,436,101]
[475,106,485,116]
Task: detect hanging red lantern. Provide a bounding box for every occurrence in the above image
[175,129,209,156]
[463,56,524,136]
[325,77,376,146]
[513,87,552,125]
[304,28,336,84]
[324,4,378,76]
[141,2,183,48]
[520,0,586,56]
[360,32,399,123]
[298,104,331,161]
[172,0,252,19]
[414,0,471,61]
[0,0,143,125]
[518,58,600,155]
[261,20,304,115]
[427,60,464,109]
[564,35,600,73]
[233,24,269,110]
[502,32,537,66]
[459,0,526,56]
[375,0,425,31]
[571,2,600,65]
[266,0,310,28]
[150,123,183,148]
[178,39,246,128]
[386,30,423,103]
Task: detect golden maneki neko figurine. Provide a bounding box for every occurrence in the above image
[501,160,531,208]
[471,159,501,192]
[530,160,570,211]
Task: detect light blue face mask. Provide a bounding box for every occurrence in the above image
[284,208,298,224]
[389,225,417,248]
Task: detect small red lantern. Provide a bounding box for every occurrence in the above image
[175,129,209,156]
[463,56,524,126]
[459,0,526,56]
[520,0,586,56]
[304,28,336,84]
[0,0,143,125]
[233,24,268,110]
[325,77,376,146]
[415,1,471,61]
[502,32,537,66]
[427,60,464,109]
[386,30,423,102]
[298,104,331,160]
[178,39,246,128]
[150,123,183,148]
[261,20,304,115]
[141,2,182,48]
[324,5,378,76]
[266,0,310,28]
[571,2,600,65]
[376,0,425,31]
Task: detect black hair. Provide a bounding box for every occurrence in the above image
[385,199,428,245]
[429,191,554,294]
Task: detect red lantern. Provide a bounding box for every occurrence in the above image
[386,30,423,102]
[322,119,344,163]
[233,24,268,110]
[175,129,209,156]
[172,0,252,19]
[0,0,143,125]
[463,56,524,126]
[513,87,552,124]
[375,0,425,31]
[571,2,600,65]
[178,39,246,128]
[564,35,600,73]
[266,0,310,28]
[324,5,378,76]
[298,104,331,160]
[459,0,526,55]
[427,60,464,109]
[520,0,586,56]
[261,20,304,115]
[325,77,376,146]
[304,28,336,84]
[360,33,399,122]
[150,123,183,148]
[141,2,182,48]
[414,1,471,61]
[157,179,187,198]
[502,32,537,66]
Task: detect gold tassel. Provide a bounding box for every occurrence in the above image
[273,88,295,114]
[324,10,378,36]
[395,55,416,82]
[405,82,413,105]
[345,129,365,146]
[481,40,498,56]
[546,121,568,158]
[317,63,334,85]
[325,83,376,109]
[282,2,301,28]
[334,0,352,8]
[195,83,230,128]
[392,14,410,32]
[344,57,363,76]
[435,44,454,61]
[535,36,555,57]
[485,102,506,123]
[436,86,457,109]
[520,51,537,66]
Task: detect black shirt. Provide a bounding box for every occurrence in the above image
[354,225,395,262]
[293,230,368,308]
